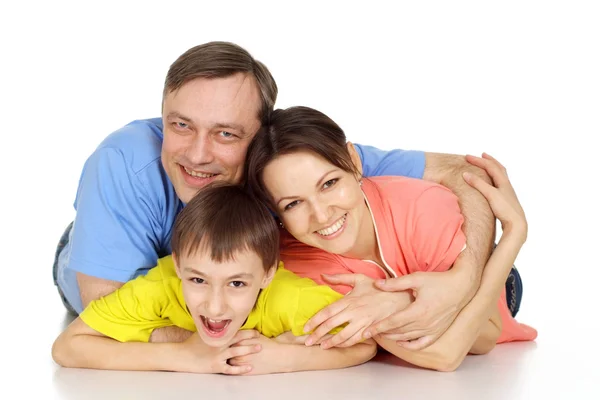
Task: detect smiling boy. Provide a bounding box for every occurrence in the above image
[51,183,376,375]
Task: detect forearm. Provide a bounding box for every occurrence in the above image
[77,272,124,309]
[381,235,523,371]
[150,325,194,343]
[375,306,499,372]
[52,332,184,372]
[285,340,377,372]
[423,153,495,287]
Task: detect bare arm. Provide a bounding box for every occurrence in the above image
[52,317,192,372]
[52,318,260,374]
[283,340,377,373]
[423,152,495,290]
[77,273,192,343]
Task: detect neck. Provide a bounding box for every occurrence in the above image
[342,200,381,263]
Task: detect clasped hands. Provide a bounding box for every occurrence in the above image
[302,269,472,351]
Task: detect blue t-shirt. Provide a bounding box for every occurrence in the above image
[57,118,425,313]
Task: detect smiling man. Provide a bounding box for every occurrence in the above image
[53,41,499,347]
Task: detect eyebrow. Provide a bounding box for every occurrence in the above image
[183,268,254,280]
[165,112,249,137]
[276,168,338,207]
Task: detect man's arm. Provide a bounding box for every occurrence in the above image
[422,152,495,294]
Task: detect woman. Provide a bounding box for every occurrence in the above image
[244,106,537,371]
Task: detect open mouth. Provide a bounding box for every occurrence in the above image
[316,213,348,237]
[200,316,231,338]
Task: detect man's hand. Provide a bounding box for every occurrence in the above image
[177,330,262,374]
[364,268,474,350]
[302,274,413,349]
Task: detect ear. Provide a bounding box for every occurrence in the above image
[172,252,183,279]
[346,142,363,178]
[260,261,278,289]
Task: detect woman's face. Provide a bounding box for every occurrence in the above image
[262,149,367,256]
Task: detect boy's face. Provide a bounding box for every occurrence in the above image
[175,249,275,347]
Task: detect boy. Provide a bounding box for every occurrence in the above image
[51,183,376,375]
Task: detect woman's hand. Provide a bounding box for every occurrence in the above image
[302,273,413,349]
[463,152,528,241]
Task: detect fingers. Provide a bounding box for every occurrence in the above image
[465,153,509,188]
[374,274,421,292]
[321,273,364,287]
[224,343,261,359]
[314,334,333,345]
[462,171,497,200]
[319,322,364,349]
[305,311,350,346]
[230,329,260,344]
[221,363,253,375]
[397,335,435,351]
[324,326,366,349]
[381,329,428,342]
[364,306,420,338]
[303,300,349,334]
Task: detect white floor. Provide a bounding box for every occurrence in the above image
[6,284,598,400]
[4,1,600,399]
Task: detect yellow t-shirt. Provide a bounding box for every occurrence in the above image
[80,256,343,342]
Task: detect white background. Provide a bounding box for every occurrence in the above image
[1,1,599,398]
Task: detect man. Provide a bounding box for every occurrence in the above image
[54,41,502,347]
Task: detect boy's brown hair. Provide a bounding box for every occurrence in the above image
[171,182,279,270]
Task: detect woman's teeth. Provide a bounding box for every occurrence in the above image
[317,214,347,236]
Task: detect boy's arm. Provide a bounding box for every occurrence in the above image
[52,318,260,374]
[52,317,185,371]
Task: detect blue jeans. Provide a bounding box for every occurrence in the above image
[52,221,78,315]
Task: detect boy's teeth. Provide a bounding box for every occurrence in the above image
[317,214,347,236]
[203,317,229,331]
[184,167,215,178]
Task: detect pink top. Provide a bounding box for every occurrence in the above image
[280,176,537,343]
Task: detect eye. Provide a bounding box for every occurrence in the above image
[190,277,204,284]
[173,121,189,130]
[219,131,234,138]
[284,200,300,211]
[229,281,246,288]
[323,178,338,189]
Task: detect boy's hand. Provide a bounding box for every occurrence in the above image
[178,330,262,374]
[228,334,293,375]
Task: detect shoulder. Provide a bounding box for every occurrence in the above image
[94,118,164,175]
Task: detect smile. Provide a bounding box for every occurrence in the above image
[183,166,217,178]
[316,213,347,236]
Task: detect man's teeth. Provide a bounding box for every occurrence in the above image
[184,167,215,178]
[317,214,347,236]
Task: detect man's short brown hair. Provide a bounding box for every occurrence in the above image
[163,41,278,123]
[171,182,279,270]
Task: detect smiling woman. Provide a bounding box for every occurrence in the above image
[243,106,537,372]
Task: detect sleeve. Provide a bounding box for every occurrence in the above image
[68,147,162,282]
[354,143,426,179]
[290,284,346,336]
[409,185,467,273]
[78,267,171,342]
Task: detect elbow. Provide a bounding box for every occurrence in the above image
[434,352,466,372]
[52,334,78,368]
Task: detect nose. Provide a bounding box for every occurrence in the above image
[311,200,332,225]
[186,131,214,165]
[205,287,227,318]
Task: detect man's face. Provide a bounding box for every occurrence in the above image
[175,249,275,348]
[161,73,262,203]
